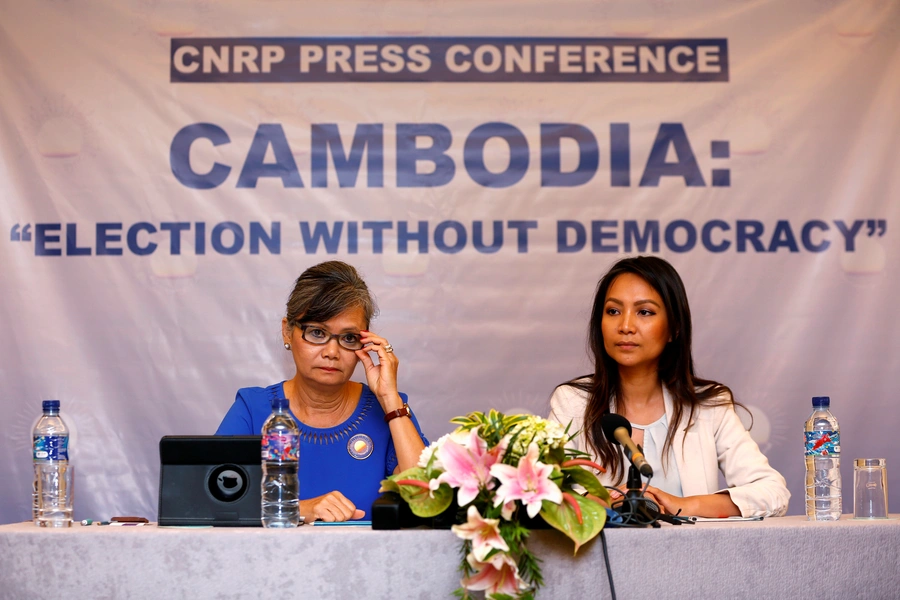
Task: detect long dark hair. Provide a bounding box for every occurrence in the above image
[564,256,737,484]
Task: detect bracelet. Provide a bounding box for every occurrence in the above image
[384,403,411,423]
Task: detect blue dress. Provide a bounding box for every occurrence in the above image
[215,382,428,519]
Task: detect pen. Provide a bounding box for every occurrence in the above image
[311,520,372,527]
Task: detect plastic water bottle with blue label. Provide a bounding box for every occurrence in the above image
[261,396,301,527]
[33,400,73,527]
[804,396,841,520]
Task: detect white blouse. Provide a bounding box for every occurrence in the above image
[632,412,683,497]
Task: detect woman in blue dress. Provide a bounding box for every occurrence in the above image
[217,261,428,522]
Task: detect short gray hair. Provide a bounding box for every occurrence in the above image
[285,261,377,327]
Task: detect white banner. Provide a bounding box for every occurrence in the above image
[1,0,898,523]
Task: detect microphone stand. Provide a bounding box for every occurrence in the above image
[622,453,693,527]
[623,463,660,527]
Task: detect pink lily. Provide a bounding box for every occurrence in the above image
[490,443,563,518]
[500,499,516,521]
[417,429,470,470]
[461,552,526,598]
[431,428,503,506]
[451,506,510,562]
[463,552,525,597]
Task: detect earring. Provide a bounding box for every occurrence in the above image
[284,343,291,350]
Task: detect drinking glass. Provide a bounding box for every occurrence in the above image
[853,458,888,519]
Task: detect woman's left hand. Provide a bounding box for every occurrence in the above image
[643,486,740,517]
[355,330,402,412]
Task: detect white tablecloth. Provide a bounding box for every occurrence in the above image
[2,516,898,599]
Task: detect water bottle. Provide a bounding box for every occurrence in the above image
[33,400,73,527]
[261,397,300,527]
[804,396,841,520]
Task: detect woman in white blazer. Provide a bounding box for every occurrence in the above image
[548,256,789,518]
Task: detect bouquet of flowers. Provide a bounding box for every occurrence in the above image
[380,410,611,600]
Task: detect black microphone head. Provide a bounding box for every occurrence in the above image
[600,412,632,443]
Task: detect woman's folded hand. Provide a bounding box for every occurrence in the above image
[301,491,366,522]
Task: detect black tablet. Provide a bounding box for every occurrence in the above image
[157,435,262,527]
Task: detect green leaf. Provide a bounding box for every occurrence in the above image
[379,478,400,494]
[562,467,611,502]
[545,446,567,465]
[384,465,422,483]
[539,494,606,554]
[504,414,528,428]
[516,545,544,590]
[406,483,453,518]
[382,467,453,518]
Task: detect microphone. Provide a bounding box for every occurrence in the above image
[600,413,654,477]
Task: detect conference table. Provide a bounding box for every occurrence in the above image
[1,516,898,599]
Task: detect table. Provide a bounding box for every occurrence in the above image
[1,516,898,599]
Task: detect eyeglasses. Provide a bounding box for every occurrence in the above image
[295,323,364,351]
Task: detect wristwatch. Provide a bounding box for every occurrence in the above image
[383,403,411,423]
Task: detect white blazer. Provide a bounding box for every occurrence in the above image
[548,383,790,517]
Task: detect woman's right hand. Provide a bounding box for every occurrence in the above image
[610,485,665,513]
[300,491,365,522]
